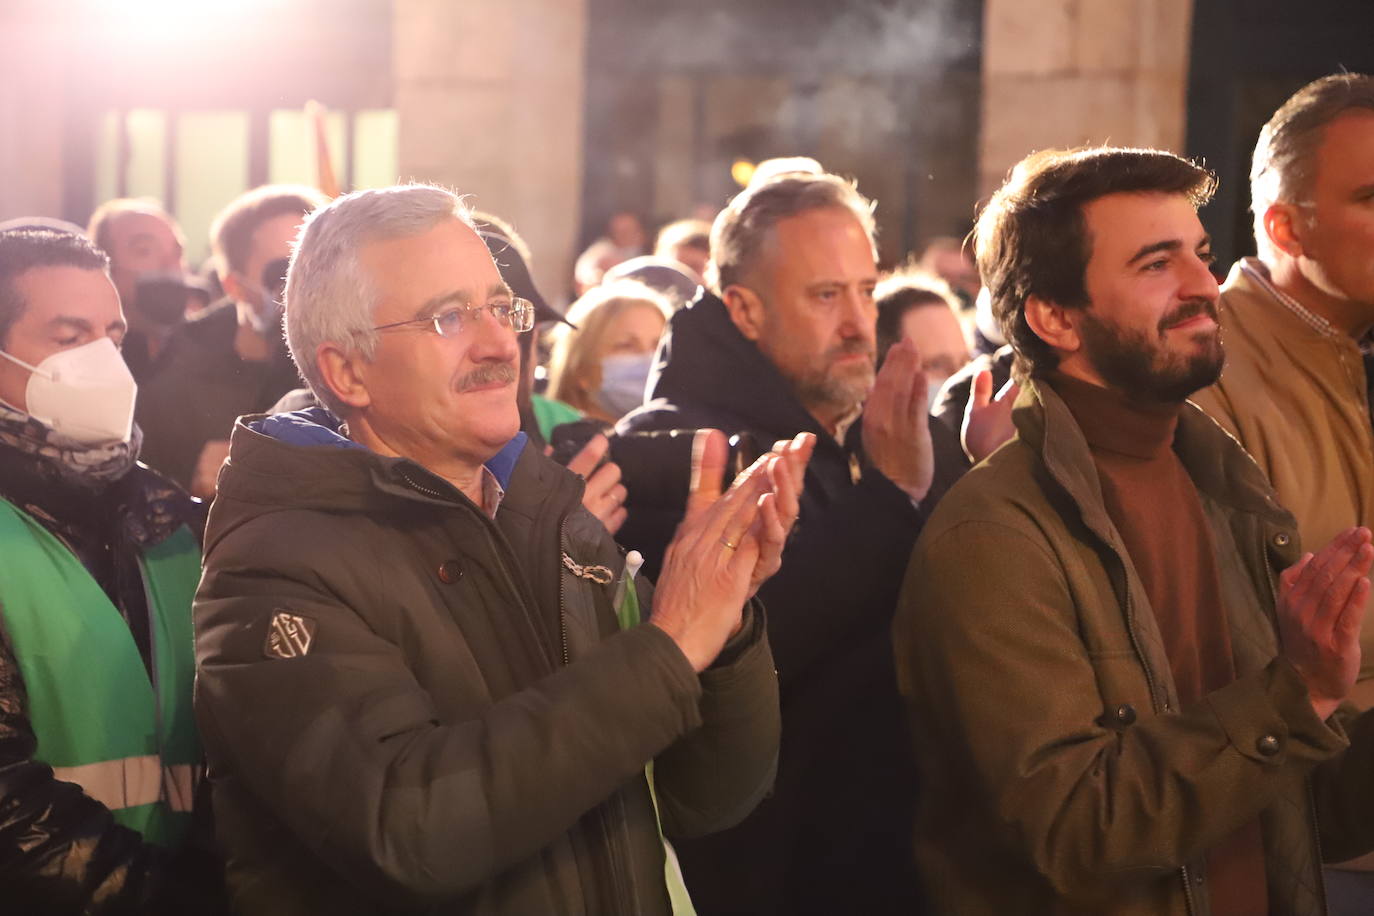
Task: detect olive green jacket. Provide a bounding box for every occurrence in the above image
[194,412,780,915]
[894,380,1374,915]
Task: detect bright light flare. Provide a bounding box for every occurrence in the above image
[731,159,757,187]
[76,0,289,43]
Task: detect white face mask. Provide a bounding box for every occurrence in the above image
[0,338,137,445]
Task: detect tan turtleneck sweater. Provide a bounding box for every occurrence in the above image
[1052,372,1267,916]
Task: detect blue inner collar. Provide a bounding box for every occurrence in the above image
[251,407,527,489]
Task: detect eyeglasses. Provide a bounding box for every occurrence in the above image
[373,298,536,337]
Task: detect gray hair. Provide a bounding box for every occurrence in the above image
[284,184,474,416]
[708,171,876,294]
[1251,72,1374,257]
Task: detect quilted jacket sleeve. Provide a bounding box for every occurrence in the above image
[648,595,781,840]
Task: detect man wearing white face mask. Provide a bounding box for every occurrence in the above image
[137,185,326,498]
[0,228,227,912]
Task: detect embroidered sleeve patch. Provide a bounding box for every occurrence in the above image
[265,610,316,660]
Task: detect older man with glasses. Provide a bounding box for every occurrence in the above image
[193,184,805,916]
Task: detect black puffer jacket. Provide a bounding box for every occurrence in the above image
[616,291,968,915]
[0,442,225,914]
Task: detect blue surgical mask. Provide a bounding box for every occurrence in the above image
[597,351,654,419]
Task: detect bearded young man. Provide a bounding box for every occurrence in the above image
[894,147,1374,915]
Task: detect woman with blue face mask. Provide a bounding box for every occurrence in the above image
[545,280,672,425]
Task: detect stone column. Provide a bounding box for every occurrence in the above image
[980,0,1194,197]
[0,12,66,223]
[393,0,588,305]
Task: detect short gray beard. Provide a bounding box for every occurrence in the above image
[791,359,874,418]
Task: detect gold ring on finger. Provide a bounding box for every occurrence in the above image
[720,536,738,551]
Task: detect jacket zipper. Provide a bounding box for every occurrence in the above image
[1180,867,1199,916]
[1117,553,1199,915]
[557,515,569,667]
[558,512,638,914]
[1260,530,1329,909]
[399,467,560,669]
[1128,596,1198,916]
[404,467,632,911]
[398,468,447,502]
[1306,778,1328,907]
[1119,585,1163,716]
[558,512,641,915]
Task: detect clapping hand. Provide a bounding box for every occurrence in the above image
[962,369,1019,464]
[649,430,814,671]
[564,433,629,534]
[863,339,934,501]
[1277,526,1374,720]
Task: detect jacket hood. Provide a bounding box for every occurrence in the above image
[209,407,527,545]
[639,290,829,441]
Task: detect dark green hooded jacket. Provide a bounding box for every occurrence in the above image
[194,409,780,915]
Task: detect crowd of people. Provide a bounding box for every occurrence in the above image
[0,70,1372,915]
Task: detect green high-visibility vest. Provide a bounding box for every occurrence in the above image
[613,558,697,916]
[0,496,202,847]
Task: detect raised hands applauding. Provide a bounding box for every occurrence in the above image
[649,430,815,672]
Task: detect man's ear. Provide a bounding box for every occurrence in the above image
[1262,202,1307,258]
[315,342,371,411]
[220,269,246,304]
[1024,295,1082,356]
[721,284,767,342]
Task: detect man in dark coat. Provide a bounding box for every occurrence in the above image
[136,185,324,497]
[616,168,969,914]
[194,184,803,914]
